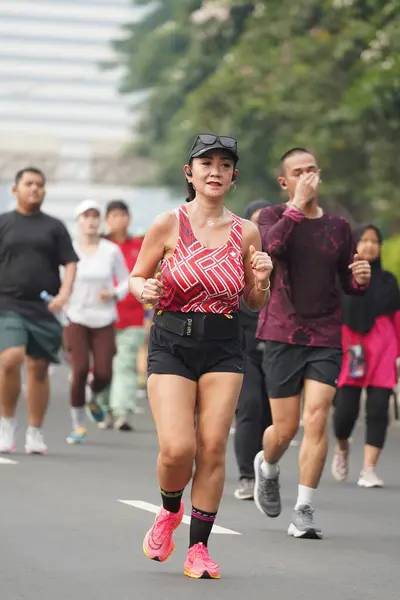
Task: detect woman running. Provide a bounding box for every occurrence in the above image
[64,200,129,444]
[331,224,400,487]
[130,134,273,579]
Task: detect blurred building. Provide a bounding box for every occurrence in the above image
[0,0,178,231]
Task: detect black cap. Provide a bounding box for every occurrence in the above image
[188,134,239,162]
[106,199,129,215]
[244,199,271,220]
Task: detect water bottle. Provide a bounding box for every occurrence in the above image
[348,344,366,379]
[40,290,70,327]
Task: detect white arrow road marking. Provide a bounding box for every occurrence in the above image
[0,457,18,464]
[118,500,241,535]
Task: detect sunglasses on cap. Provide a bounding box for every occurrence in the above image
[188,134,238,161]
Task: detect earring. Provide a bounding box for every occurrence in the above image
[231,182,237,193]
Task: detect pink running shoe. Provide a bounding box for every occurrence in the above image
[184,542,220,579]
[143,503,184,562]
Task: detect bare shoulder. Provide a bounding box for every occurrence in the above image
[150,209,179,236]
[239,217,261,251]
[240,217,259,237]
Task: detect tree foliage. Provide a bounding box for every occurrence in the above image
[112,0,400,223]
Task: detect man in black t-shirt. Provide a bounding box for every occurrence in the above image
[0,167,79,455]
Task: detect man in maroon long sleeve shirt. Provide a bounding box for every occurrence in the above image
[253,148,371,539]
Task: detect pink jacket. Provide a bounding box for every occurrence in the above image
[338,311,400,389]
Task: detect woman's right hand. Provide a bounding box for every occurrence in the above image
[141,273,164,305]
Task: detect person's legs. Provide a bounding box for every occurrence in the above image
[63,323,91,442]
[254,395,301,516]
[109,326,146,429]
[260,380,273,434]
[0,348,25,418]
[96,380,111,427]
[15,316,63,454]
[187,371,243,579]
[234,353,265,499]
[90,324,116,394]
[287,347,342,539]
[358,386,391,488]
[0,313,29,453]
[23,357,50,454]
[143,373,197,562]
[253,342,303,519]
[296,380,336,493]
[84,325,115,424]
[331,386,361,482]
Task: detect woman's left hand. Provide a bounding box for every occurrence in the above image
[250,245,273,287]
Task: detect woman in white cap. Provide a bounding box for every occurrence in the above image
[64,200,129,444]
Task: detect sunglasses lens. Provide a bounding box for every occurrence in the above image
[219,136,237,149]
[198,134,217,145]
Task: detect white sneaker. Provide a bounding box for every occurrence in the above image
[357,468,383,488]
[0,418,17,453]
[25,427,48,455]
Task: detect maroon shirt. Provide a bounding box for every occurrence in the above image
[256,204,366,348]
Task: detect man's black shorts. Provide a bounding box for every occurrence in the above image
[147,324,245,382]
[262,340,343,398]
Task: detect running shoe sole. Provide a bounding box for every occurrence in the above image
[234,490,254,500]
[184,569,220,579]
[0,445,16,454]
[357,478,383,488]
[143,540,175,563]
[288,523,323,539]
[25,447,47,455]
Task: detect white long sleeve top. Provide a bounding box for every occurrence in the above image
[66,238,129,328]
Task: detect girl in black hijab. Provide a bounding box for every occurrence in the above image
[331,224,400,488]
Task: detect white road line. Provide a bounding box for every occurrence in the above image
[118,500,241,535]
[0,457,18,465]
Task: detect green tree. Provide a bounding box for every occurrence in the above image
[111,0,400,221]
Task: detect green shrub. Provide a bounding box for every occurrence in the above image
[382,235,400,284]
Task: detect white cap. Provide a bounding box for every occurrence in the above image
[75,199,102,219]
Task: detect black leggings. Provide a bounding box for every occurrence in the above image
[333,386,391,449]
[234,346,272,479]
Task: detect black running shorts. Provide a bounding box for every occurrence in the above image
[147,324,245,381]
[262,340,343,399]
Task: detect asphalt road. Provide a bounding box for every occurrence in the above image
[1,367,400,599]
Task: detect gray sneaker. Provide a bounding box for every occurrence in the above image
[253,450,281,518]
[288,504,323,539]
[234,478,254,500]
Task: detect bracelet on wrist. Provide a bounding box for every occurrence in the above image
[255,280,270,292]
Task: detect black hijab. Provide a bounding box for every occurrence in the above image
[341,224,400,334]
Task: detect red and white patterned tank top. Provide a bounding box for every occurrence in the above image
[158,205,245,313]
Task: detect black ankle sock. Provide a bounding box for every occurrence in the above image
[189,506,217,548]
[160,488,184,513]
